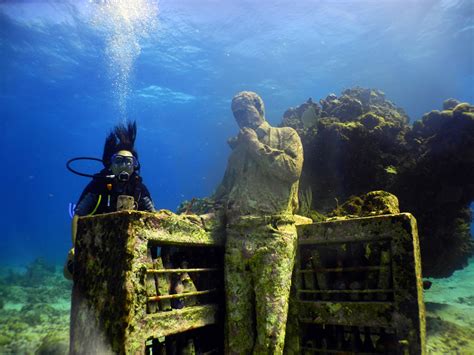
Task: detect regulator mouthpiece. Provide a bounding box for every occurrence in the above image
[117,171,130,182]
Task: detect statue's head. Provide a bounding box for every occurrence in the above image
[231,91,265,129]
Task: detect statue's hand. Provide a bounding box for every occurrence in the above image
[227,136,239,149]
[239,128,259,148]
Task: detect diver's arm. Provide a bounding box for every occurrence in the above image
[246,129,303,182]
[75,192,99,216]
[71,215,79,245]
[71,192,99,244]
[136,182,155,212]
[139,196,155,212]
[66,210,80,281]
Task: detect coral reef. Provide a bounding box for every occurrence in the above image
[330,190,400,218]
[425,315,474,353]
[280,87,474,277]
[36,332,69,355]
[0,259,71,354]
[297,186,327,222]
[398,101,474,277]
[177,197,217,215]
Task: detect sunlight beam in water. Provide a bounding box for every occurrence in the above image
[90,0,159,121]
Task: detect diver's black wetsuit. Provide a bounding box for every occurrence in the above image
[75,170,154,216]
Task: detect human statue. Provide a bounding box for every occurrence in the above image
[214,91,304,354]
[64,121,155,279]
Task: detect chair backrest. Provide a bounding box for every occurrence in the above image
[285,213,426,355]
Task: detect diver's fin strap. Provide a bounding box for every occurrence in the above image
[88,194,102,216]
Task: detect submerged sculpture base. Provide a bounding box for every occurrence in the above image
[70,211,425,354]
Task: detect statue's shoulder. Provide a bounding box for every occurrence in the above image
[271,125,296,134]
[276,125,300,140]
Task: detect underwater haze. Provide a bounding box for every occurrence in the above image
[1,0,473,264]
[0,0,473,353]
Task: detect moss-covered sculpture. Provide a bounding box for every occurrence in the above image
[330,190,400,218]
[280,87,474,277]
[213,91,304,354]
[177,197,217,215]
[70,210,224,354]
[66,203,429,355]
[286,213,426,355]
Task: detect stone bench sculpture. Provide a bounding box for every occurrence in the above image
[70,211,425,354]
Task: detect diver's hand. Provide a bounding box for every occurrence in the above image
[63,248,75,280]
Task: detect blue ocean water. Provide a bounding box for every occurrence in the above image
[0,0,473,267]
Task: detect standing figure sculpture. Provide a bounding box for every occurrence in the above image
[214,91,303,354]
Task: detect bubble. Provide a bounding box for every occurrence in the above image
[90,0,159,120]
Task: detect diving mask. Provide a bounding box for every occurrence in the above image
[111,154,138,168]
[110,153,138,181]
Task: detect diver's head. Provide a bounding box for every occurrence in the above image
[102,121,141,180]
[110,150,138,182]
[231,91,265,130]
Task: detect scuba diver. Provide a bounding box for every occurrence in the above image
[64,121,155,279]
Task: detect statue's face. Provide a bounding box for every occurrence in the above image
[232,103,265,130]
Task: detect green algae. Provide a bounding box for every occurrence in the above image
[288,213,426,354]
[71,210,224,354]
[330,190,400,218]
[68,210,429,354]
[280,89,474,278]
[225,220,297,354]
[384,165,397,174]
[0,264,71,354]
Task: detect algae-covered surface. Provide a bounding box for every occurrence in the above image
[0,260,71,354]
[1,257,474,354]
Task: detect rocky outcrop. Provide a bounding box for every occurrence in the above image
[280,88,474,277]
[330,191,400,218]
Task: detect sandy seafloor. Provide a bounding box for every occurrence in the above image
[0,258,473,354]
[424,257,474,354]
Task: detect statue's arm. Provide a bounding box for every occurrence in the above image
[212,137,240,202]
[248,129,303,182]
[212,164,233,202]
[213,182,227,201]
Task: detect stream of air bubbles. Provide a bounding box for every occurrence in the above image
[91,0,159,120]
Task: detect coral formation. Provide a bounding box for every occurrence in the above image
[280,87,474,277]
[0,260,71,354]
[177,197,217,215]
[36,332,69,355]
[425,315,474,353]
[330,190,400,218]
